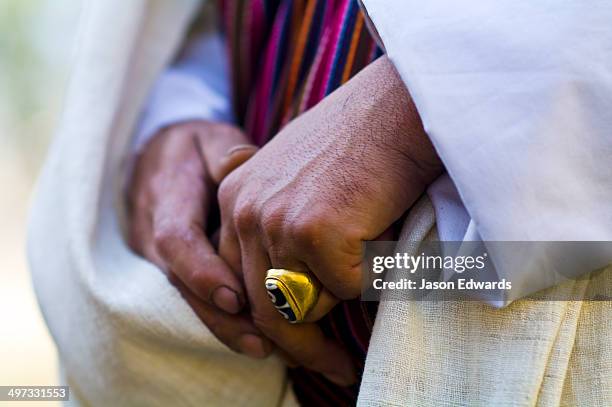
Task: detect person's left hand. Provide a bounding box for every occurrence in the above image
[217,56,443,385]
[127,120,274,359]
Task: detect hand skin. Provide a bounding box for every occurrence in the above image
[217,55,443,385]
[126,120,273,359]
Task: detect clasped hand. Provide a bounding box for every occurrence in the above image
[127,56,442,385]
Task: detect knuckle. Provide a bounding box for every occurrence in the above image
[153,230,176,259]
[217,177,234,207]
[233,200,258,233]
[187,254,222,289]
[197,252,220,268]
[153,224,187,258]
[289,214,326,249]
[260,201,288,244]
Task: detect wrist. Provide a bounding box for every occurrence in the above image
[341,56,444,186]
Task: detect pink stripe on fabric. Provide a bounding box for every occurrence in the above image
[306,0,348,107]
[319,0,350,95]
[247,1,291,146]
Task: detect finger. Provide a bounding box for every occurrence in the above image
[301,225,395,311]
[266,218,397,322]
[218,219,243,276]
[217,171,246,276]
[154,221,246,314]
[299,227,364,301]
[175,279,273,359]
[128,205,168,270]
[153,177,246,314]
[208,145,258,183]
[195,124,258,183]
[240,238,357,385]
[266,247,340,322]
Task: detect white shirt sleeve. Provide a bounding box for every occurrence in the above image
[362,0,612,303]
[132,30,234,152]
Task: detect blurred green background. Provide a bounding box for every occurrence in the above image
[1,0,83,404]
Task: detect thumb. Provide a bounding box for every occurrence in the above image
[212,145,259,183]
[196,123,258,183]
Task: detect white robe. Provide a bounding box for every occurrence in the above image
[362,0,612,304]
[28,1,293,405]
[27,0,611,405]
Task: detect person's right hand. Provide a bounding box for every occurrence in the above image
[216,56,442,385]
[127,120,273,359]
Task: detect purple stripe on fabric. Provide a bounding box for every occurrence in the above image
[303,0,338,108]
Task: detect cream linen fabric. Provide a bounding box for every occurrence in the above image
[27,1,296,406]
[359,196,611,406]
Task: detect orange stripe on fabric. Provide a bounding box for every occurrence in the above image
[281,0,318,117]
[340,11,364,84]
[290,0,306,39]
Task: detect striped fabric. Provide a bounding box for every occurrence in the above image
[290,300,380,406]
[217,1,383,405]
[220,0,383,145]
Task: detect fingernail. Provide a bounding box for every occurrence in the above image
[226,144,257,157]
[212,286,242,314]
[238,334,270,359]
[323,370,357,387]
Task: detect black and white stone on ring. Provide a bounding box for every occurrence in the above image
[265,280,297,323]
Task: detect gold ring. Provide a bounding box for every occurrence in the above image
[265,269,320,323]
